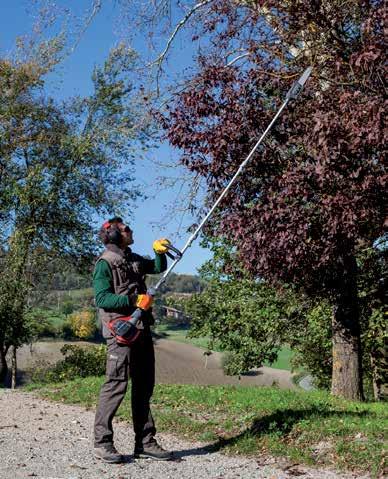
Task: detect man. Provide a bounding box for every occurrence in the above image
[93,216,173,463]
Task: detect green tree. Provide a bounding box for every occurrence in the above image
[181,239,300,374]
[289,301,333,390]
[357,246,387,400]
[0,44,148,385]
[182,238,387,399]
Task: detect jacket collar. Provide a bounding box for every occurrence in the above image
[105,244,132,258]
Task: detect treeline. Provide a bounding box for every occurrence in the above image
[29,256,203,297]
[148,272,205,295]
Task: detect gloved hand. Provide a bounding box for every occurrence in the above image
[135,293,154,311]
[153,238,171,254]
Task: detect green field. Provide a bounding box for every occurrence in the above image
[154,324,218,351]
[264,347,294,370]
[154,324,294,371]
[26,378,387,477]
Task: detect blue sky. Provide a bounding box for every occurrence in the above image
[0,1,212,274]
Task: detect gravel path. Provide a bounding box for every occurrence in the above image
[0,390,369,479]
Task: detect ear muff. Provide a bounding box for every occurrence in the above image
[102,221,122,245]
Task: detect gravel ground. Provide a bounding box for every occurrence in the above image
[0,390,369,479]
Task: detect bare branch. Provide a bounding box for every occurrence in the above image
[140,154,206,237]
[149,0,213,69]
[68,0,102,54]
[226,52,251,67]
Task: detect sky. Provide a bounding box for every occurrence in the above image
[0,0,213,274]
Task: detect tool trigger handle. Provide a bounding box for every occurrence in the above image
[165,243,182,260]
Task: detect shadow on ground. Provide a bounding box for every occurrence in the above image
[172,407,376,459]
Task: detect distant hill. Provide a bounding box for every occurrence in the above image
[148,272,206,295]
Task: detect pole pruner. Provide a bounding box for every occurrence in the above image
[115,66,313,343]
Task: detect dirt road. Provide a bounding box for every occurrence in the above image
[13,338,295,389]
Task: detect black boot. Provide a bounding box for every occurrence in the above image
[134,440,173,461]
[94,444,124,463]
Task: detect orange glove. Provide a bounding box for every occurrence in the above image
[136,294,154,311]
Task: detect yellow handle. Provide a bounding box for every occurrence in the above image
[153,238,171,254]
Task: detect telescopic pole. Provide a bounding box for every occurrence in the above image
[154,66,313,291]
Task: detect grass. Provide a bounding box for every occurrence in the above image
[264,347,294,371]
[154,323,295,371]
[25,378,387,477]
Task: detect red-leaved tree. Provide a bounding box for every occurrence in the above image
[161,0,387,400]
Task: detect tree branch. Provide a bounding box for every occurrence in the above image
[69,0,102,54]
[226,52,251,67]
[149,0,213,69]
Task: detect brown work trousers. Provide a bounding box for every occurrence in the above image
[94,331,156,448]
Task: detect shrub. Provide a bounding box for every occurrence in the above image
[221,351,238,376]
[25,308,67,339]
[60,319,74,339]
[69,309,97,339]
[60,300,76,315]
[289,301,332,390]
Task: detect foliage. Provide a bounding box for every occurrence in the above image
[185,279,298,376]
[23,306,94,340]
[27,378,387,477]
[0,41,148,382]
[289,302,332,390]
[162,1,386,289]
[24,308,68,339]
[357,245,388,399]
[180,238,302,375]
[60,301,76,316]
[32,256,92,295]
[0,233,29,342]
[69,310,97,339]
[31,344,106,383]
[180,238,386,398]
[159,0,387,399]
[0,232,33,381]
[41,287,94,312]
[220,351,236,376]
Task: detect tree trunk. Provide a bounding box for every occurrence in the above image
[0,341,9,384]
[11,345,17,389]
[331,254,364,401]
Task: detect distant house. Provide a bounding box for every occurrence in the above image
[161,305,189,325]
